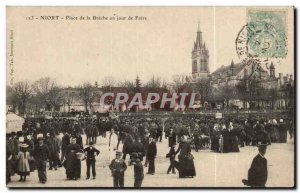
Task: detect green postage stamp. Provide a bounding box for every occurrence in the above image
[246,9,287,58]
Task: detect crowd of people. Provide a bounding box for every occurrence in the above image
[6,113,294,187]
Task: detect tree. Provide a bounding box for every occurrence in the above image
[6,85,18,113]
[236,79,250,109]
[172,74,186,92]
[135,75,142,91]
[12,81,32,114]
[195,79,213,106]
[213,83,236,109]
[101,76,116,88]
[31,77,58,111]
[145,75,163,92]
[160,80,169,92]
[117,80,135,94]
[64,92,74,112]
[79,82,95,112]
[47,86,63,111]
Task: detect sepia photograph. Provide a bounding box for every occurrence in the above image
[5,6,295,188]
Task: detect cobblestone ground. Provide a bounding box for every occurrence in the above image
[8,133,294,188]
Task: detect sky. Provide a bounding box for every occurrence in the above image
[6,7,294,87]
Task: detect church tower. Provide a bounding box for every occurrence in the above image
[192,22,209,80]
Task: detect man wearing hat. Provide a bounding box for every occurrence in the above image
[146,137,157,175]
[278,119,288,143]
[109,151,127,187]
[84,141,100,179]
[46,131,60,170]
[156,120,163,142]
[61,131,70,163]
[242,142,268,187]
[10,132,19,161]
[166,144,176,174]
[34,135,49,184]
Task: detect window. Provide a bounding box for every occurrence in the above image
[193,61,197,73]
[203,59,207,71]
[200,59,204,71]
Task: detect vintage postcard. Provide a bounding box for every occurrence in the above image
[6,6,295,188]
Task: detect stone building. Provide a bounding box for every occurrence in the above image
[189,24,294,110]
[191,23,210,80]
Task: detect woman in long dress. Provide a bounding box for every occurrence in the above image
[211,124,220,152]
[64,137,83,180]
[174,136,196,178]
[227,122,240,152]
[270,119,280,142]
[17,143,31,181]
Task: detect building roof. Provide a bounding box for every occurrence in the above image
[210,62,246,80]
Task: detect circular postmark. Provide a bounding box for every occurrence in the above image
[247,21,287,58]
[236,10,288,69]
[235,24,249,60]
[236,23,287,60]
[236,22,287,69]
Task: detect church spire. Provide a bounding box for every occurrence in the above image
[191,21,209,79]
[196,20,203,48]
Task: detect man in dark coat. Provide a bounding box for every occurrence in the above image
[34,136,49,184]
[146,137,157,175]
[11,132,19,161]
[109,151,127,187]
[46,131,60,170]
[167,145,176,174]
[84,141,100,179]
[193,129,201,152]
[85,123,94,145]
[156,121,163,142]
[168,128,177,147]
[132,138,145,161]
[61,132,70,163]
[92,124,99,144]
[242,142,268,187]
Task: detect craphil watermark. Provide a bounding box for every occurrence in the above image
[99,92,198,109]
